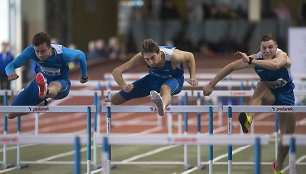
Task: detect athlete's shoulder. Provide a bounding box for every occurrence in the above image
[159,46,176,50]
[52,43,63,54]
[21,45,36,56]
[24,45,35,52]
[62,45,84,55]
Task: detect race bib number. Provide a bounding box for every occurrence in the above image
[266,78,287,89]
[40,66,61,76]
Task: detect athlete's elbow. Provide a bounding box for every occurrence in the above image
[112,68,121,77]
[186,52,194,60]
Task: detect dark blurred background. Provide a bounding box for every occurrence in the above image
[2,0,306,87]
[20,0,305,54]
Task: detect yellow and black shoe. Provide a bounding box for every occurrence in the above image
[238,112,252,133]
[271,162,283,174]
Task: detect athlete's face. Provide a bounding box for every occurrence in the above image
[143,51,161,67]
[260,40,277,59]
[34,43,53,61]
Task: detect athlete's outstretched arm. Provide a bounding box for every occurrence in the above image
[203,58,250,96]
[172,49,198,86]
[236,51,289,70]
[5,46,34,80]
[112,52,146,92]
[62,47,88,83]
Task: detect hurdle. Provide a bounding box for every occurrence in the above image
[282,134,306,174]
[0,134,87,174]
[102,105,218,170]
[0,89,102,169]
[0,105,95,174]
[73,79,260,88]
[0,89,102,135]
[100,134,270,174]
[223,105,306,174]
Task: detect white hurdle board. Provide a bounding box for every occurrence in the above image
[223,105,306,113]
[102,105,218,113]
[0,105,96,113]
[282,135,306,146]
[0,135,88,145]
[98,134,269,146]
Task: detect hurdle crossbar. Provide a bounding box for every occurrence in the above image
[0,90,101,97]
[69,90,101,96]
[0,105,96,113]
[0,135,87,145]
[101,134,269,174]
[282,135,306,146]
[99,134,269,146]
[103,90,306,97]
[223,105,306,113]
[103,90,193,97]
[104,73,260,80]
[193,90,254,97]
[102,105,218,113]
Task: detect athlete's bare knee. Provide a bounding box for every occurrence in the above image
[47,82,62,98]
[111,93,126,105]
[111,99,121,105]
[7,113,17,119]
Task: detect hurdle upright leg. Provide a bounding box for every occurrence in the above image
[3,91,8,169]
[275,112,278,161]
[102,136,110,174]
[177,95,182,135]
[74,136,81,174]
[17,116,21,168]
[93,92,102,169]
[289,137,296,174]
[183,92,192,169]
[87,107,92,174]
[196,92,206,169]
[209,106,213,174]
[228,107,233,174]
[254,137,261,174]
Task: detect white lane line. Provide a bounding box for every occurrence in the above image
[180,131,275,174]
[121,145,178,163]
[282,154,306,173]
[0,167,18,173]
[90,124,229,174]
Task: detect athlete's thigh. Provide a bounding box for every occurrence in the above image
[162,77,184,96]
[11,79,43,106]
[52,79,71,100]
[119,74,161,100]
[251,81,275,105]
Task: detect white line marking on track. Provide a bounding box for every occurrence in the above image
[121,145,178,163]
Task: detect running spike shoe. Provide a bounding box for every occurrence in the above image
[150,90,165,116]
[238,112,252,133]
[36,73,48,99]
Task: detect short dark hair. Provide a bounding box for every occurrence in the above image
[32,32,51,46]
[140,39,159,54]
[261,33,277,44]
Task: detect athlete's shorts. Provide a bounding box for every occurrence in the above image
[272,82,295,105]
[11,78,71,106]
[119,74,184,100]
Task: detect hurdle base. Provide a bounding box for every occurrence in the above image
[184,164,193,170]
[197,164,206,170]
[94,164,102,170]
[111,164,117,169]
[17,164,29,169]
[3,162,15,169]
